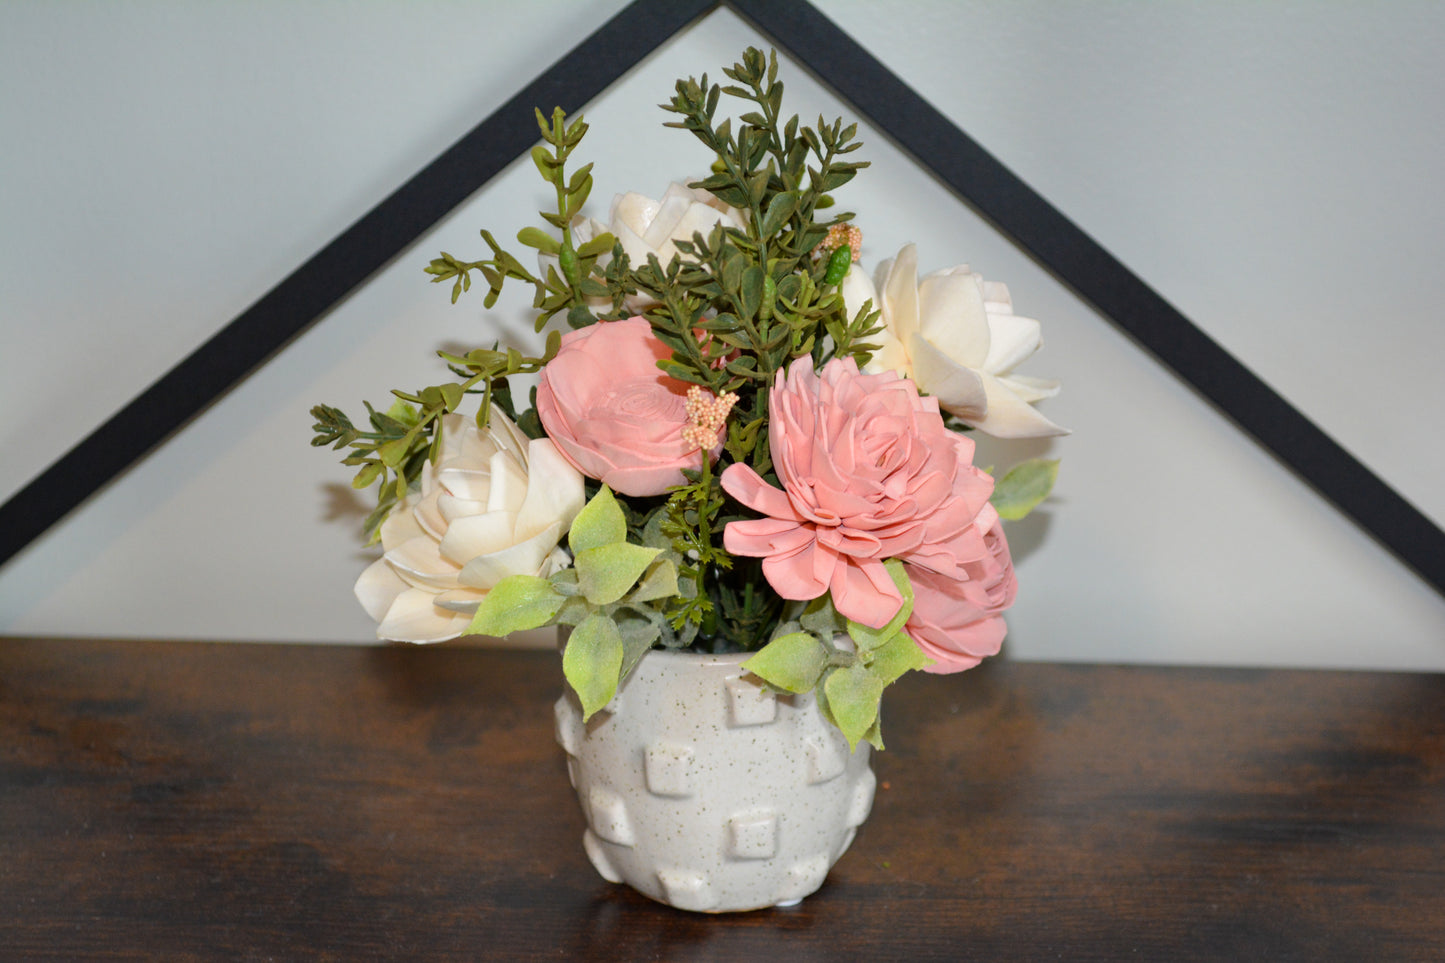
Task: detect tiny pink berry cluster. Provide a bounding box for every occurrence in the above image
[818,223,862,261]
[682,386,740,451]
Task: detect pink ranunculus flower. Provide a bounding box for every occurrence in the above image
[536,317,725,497]
[721,356,996,629]
[905,503,1018,673]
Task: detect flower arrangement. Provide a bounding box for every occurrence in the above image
[312,48,1064,750]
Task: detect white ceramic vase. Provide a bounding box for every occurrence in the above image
[553,648,876,912]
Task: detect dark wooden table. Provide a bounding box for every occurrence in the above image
[3,638,1443,961]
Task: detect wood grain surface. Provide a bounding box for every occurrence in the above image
[2,638,1443,961]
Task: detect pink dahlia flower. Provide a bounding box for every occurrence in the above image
[536,318,725,497]
[721,357,996,629]
[905,504,1018,673]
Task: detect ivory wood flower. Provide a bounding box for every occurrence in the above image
[353,411,585,642]
[544,182,747,310]
[842,243,1067,439]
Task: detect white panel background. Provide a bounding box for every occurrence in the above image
[2,1,1443,668]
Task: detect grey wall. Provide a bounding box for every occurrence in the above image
[3,1,1443,667]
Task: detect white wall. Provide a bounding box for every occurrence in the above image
[3,1,1443,669]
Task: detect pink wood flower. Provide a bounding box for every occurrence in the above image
[721,357,995,628]
[905,504,1018,673]
[536,317,725,496]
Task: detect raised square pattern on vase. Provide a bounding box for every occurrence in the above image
[657,869,716,912]
[775,854,831,904]
[586,786,635,847]
[726,810,778,860]
[553,695,582,755]
[644,742,696,798]
[805,731,849,784]
[847,768,877,828]
[725,675,777,727]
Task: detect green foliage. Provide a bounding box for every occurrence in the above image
[741,631,827,693]
[563,614,625,719]
[569,484,627,554]
[309,46,1055,748]
[741,563,930,749]
[309,337,558,541]
[462,487,683,719]
[991,458,1060,521]
[466,575,566,638]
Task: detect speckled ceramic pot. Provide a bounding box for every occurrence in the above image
[553,648,875,912]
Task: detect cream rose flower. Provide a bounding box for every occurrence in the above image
[584,181,745,269]
[842,243,1067,439]
[544,182,746,310]
[353,410,586,642]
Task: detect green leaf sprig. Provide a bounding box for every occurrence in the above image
[741,559,930,749]
[466,486,682,719]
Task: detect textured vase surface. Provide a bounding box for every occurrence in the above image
[554,648,876,912]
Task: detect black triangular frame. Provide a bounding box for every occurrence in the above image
[2,0,1441,601]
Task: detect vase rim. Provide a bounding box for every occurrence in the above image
[642,648,754,668]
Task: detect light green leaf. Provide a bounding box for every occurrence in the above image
[351,462,383,490]
[438,382,464,412]
[384,399,419,425]
[799,595,846,638]
[991,458,1060,521]
[575,542,662,605]
[742,632,827,694]
[822,662,885,750]
[516,226,560,254]
[847,559,914,654]
[613,607,662,680]
[628,557,680,603]
[554,595,591,626]
[563,614,624,720]
[577,232,616,259]
[465,574,565,637]
[866,630,932,686]
[377,437,413,468]
[569,485,626,554]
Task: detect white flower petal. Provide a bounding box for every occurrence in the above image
[539,546,572,579]
[457,521,565,590]
[385,534,462,589]
[970,373,1070,438]
[642,185,695,249]
[917,269,991,368]
[880,243,920,346]
[411,486,448,541]
[840,262,877,319]
[908,331,988,419]
[437,493,487,526]
[433,587,487,615]
[378,494,426,550]
[611,191,659,236]
[485,449,529,515]
[1001,374,1062,403]
[515,439,586,541]
[863,331,911,377]
[612,218,653,269]
[439,510,520,565]
[377,587,471,643]
[489,409,532,460]
[354,557,409,624]
[982,312,1045,376]
[981,279,1012,313]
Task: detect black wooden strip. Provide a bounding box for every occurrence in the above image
[730,0,1445,597]
[0,0,716,568]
